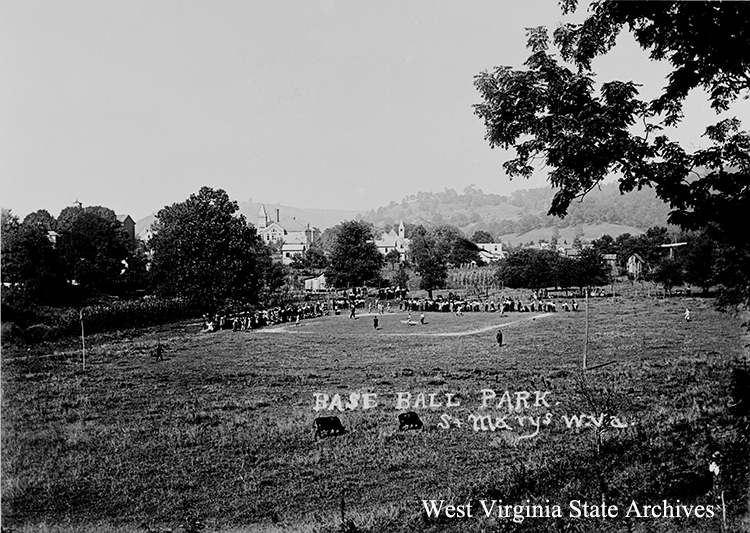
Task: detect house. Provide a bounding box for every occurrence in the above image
[374,220,410,262]
[475,242,506,262]
[116,214,136,251]
[627,253,645,279]
[304,273,327,292]
[256,205,320,265]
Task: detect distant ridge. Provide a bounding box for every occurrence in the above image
[358,182,672,241]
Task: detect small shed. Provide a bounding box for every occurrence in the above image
[304,274,327,292]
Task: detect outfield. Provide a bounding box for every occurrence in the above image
[2,295,747,532]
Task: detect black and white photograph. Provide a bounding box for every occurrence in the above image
[2,1,749,532]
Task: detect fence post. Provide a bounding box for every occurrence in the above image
[80,308,86,371]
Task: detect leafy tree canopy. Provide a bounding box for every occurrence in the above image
[497,248,559,291]
[325,221,384,288]
[384,248,402,266]
[56,206,131,294]
[471,230,495,243]
[409,225,448,300]
[22,209,57,232]
[149,187,268,311]
[290,244,328,273]
[474,0,749,305]
[2,209,64,304]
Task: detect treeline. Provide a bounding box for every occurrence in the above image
[497,247,610,292]
[1,188,291,343]
[2,205,144,308]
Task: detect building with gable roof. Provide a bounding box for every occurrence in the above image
[627,253,646,279]
[116,214,136,251]
[374,220,410,262]
[256,205,320,265]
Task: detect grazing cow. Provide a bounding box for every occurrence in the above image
[398,411,423,431]
[313,416,347,440]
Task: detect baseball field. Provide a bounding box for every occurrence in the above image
[2,292,748,532]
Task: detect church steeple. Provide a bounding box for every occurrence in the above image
[257,204,269,229]
[398,219,405,239]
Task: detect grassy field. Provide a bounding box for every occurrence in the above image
[2,294,748,532]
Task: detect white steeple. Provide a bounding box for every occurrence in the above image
[257,204,269,229]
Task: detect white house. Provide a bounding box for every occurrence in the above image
[627,253,645,279]
[475,242,506,262]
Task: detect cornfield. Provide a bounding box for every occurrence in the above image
[447,265,501,294]
[7,298,200,343]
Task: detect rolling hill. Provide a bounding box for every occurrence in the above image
[358,182,673,241]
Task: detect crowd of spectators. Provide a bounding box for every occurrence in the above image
[201,302,325,332]
[200,288,586,333]
[398,292,579,314]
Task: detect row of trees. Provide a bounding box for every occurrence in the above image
[497,247,610,293]
[2,188,286,313]
[2,205,142,306]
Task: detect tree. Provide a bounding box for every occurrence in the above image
[290,244,328,274]
[431,225,482,267]
[653,256,685,296]
[149,187,268,311]
[550,226,560,248]
[555,255,578,290]
[573,248,612,291]
[56,206,131,295]
[1,209,65,305]
[384,249,402,269]
[409,225,448,299]
[591,234,616,255]
[22,209,57,232]
[474,1,750,306]
[471,230,495,244]
[393,264,410,292]
[325,221,384,288]
[682,229,718,295]
[496,248,558,291]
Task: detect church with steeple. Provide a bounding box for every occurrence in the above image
[256,204,320,265]
[373,220,410,262]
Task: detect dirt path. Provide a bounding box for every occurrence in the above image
[260,312,554,337]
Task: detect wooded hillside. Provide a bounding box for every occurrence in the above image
[359,182,672,240]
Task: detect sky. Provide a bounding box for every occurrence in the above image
[1,0,744,221]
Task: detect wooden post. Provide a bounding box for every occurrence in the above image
[583,289,589,371]
[80,309,86,370]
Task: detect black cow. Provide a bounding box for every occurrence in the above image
[398,411,423,431]
[313,416,347,440]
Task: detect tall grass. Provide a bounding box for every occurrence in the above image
[1,296,747,532]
